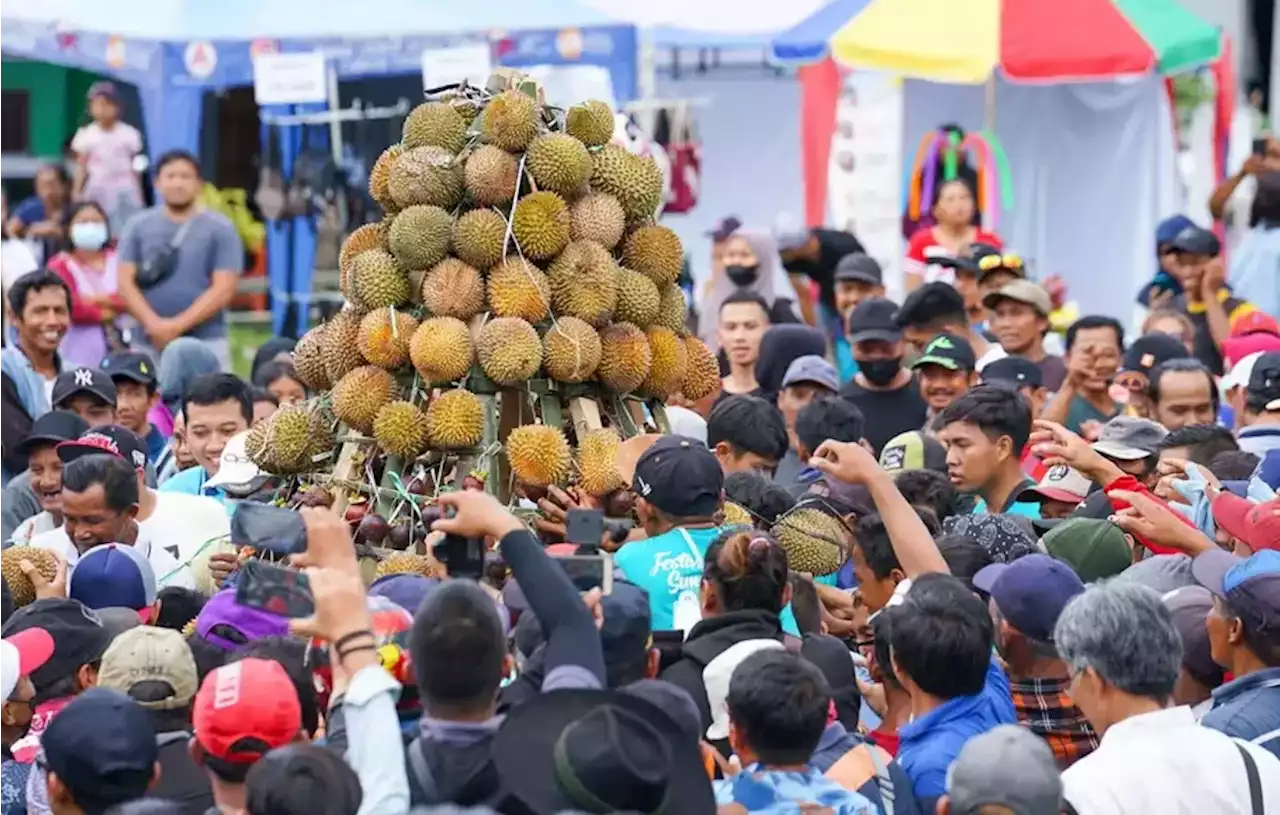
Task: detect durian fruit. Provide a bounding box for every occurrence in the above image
[389,206,453,271]
[543,317,602,383]
[339,223,383,293]
[569,193,626,250]
[357,308,419,369]
[377,552,446,580]
[426,389,484,448]
[681,336,721,402]
[292,323,331,391]
[260,402,329,473]
[369,145,403,211]
[642,327,689,401]
[653,283,688,334]
[323,308,367,384]
[770,507,849,576]
[487,257,551,322]
[402,101,466,153]
[464,145,520,207]
[409,317,474,384]
[622,225,683,287]
[614,267,661,328]
[511,191,570,261]
[590,143,664,222]
[244,418,276,471]
[452,99,479,125]
[389,146,463,209]
[547,241,618,327]
[373,400,430,459]
[421,258,485,321]
[505,424,572,487]
[525,133,592,196]
[576,428,624,496]
[350,249,411,311]
[565,100,615,148]
[2,546,58,607]
[452,209,507,270]
[476,317,542,385]
[482,90,539,152]
[723,502,753,526]
[332,366,398,434]
[597,322,652,394]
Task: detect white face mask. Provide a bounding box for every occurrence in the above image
[70,221,108,251]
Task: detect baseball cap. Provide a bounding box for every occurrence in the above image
[846,297,901,344]
[1161,585,1225,687]
[1,598,111,692]
[1230,311,1279,338]
[58,424,148,471]
[1224,335,1280,372]
[1193,549,1280,624]
[878,430,947,474]
[981,280,1052,316]
[1042,518,1132,583]
[368,574,440,615]
[1211,495,1280,552]
[1246,351,1280,410]
[52,367,117,409]
[0,628,54,700]
[1116,554,1196,595]
[706,215,742,243]
[97,626,198,710]
[834,253,883,286]
[68,543,157,615]
[204,430,266,489]
[1167,225,1221,256]
[600,582,652,677]
[981,356,1043,389]
[946,724,1062,814]
[781,355,840,392]
[773,214,810,253]
[15,410,90,456]
[101,351,158,387]
[87,81,121,102]
[194,589,291,651]
[1020,465,1091,505]
[665,405,708,445]
[1091,416,1167,461]
[41,688,158,802]
[193,658,302,763]
[632,435,723,518]
[909,333,976,373]
[972,554,1085,642]
[1121,332,1191,376]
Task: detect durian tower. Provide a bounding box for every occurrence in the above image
[252,71,721,508]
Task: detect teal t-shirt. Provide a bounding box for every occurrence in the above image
[970,497,1042,518]
[158,466,232,514]
[614,525,799,635]
[1063,394,1120,436]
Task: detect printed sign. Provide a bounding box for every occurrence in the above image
[184,40,217,78]
[253,51,328,106]
[421,43,492,92]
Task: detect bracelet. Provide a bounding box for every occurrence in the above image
[333,630,376,652]
[337,643,377,664]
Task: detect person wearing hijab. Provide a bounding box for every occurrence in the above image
[753,325,828,407]
[157,336,221,416]
[250,337,296,383]
[1137,214,1196,308]
[698,229,800,349]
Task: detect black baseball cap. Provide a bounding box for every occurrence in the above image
[834,253,883,286]
[101,351,158,388]
[706,216,742,243]
[632,435,723,517]
[1122,332,1191,375]
[41,687,159,803]
[600,582,652,673]
[981,356,1043,389]
[1167,225,1221,257]
[15,410,90,456]
[2,598,112,693]
[52,367,117,409]
[846,297,901,344]
[934,242,1000,276]
[58,425,149,471]
[1247,351,1280,410]
[910,333,976,372]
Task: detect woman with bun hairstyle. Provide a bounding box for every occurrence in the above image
[660,528,793,753]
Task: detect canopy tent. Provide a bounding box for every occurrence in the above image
[579,0,829,49]
[770,0,1224,318]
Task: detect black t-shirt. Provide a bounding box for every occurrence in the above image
[783,229,864,311]
[839,378,929,455]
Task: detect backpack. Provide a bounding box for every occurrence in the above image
[405,735,503,808]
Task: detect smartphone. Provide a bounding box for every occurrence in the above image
[554,553,614,594]
[235,559,314,618]
[566,509,605,550]
[231,503,307,558]
[1254,138,1269,157]
[439,534,486,580]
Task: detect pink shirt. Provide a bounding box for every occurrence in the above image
[71,121,143,212]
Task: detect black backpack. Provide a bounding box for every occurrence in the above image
[406,735,503,809]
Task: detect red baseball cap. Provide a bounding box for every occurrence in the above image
[1212,495,1280,552]
[192,658,301,762]
[1230,311,1280,338]
[1224,334,1280,369]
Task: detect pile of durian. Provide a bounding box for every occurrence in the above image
[247,73,720,498]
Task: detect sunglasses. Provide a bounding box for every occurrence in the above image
[1114,372,1149,393]
[977,253,1025,272]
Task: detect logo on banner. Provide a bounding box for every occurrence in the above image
[106,36,126,68]
[184,40,217,78]
[556,28,584,61]
[250,38,279,59]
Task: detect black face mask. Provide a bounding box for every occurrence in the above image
[859,357,902,386]
[725,264,760,287]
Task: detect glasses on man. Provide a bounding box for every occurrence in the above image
[977,253,1025,272]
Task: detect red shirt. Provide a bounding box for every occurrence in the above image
[866,727,900,756]
[905,227,1003,284]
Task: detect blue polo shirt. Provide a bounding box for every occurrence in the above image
[158,466,231,513]
[1201,666,1280,759]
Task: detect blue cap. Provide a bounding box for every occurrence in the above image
[1193,549,1280,606]
[781,355,839,392]
[600,582,652,670]
[633,435,723,518]
[42,687,157,800]
[369,574,440,615]
[1257,449,1280,491]
[69,544,157,613]
[972,554,1085,642]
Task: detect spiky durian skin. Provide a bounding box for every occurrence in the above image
[426,389,485,449]
[369,145,403,211]
[723,502,752,526]
[339,223,383,292]
[464,145,520,207]
[292,323,331,391]
[641,327,689,401]
[402,101,466,152]
[597,322,652,394]
[2,547,58,607]
[589,144,664,222]
[770,508,849,576]
[547,241,618,327]
[512,192,571,261]
[481,90,540,152]
[681,336,722,402]
[505,424,571,487]
[613,267,660,329]
[409,317,474,384]
[388,205,453,272]
[350,249,411,311]
[525,133,592,196]
[487,257,551,323]
[476,317,542,385]
[331,366,398,434]
[421,258,486,321]
[373,400,430,459]
[322,309,367,384]
[565,100,615,147]
[569,192,626,250]
[653,283,688,334]
[451,209,507,270]
[542,317,602,383]
[388,146,463,209]
[357,308,419,369]
[621,225,683,287]
[576,428,624,496]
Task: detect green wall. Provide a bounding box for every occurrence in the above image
[2,58,105,157]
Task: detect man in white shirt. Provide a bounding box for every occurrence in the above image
[29,426,229,591]
[1054,580,1280,813]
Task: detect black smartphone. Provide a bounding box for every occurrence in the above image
[554,553,614,594]
[1254,138,1269,157]
[231,503,307,558]
[439,534,486,580]
[566,508,605,550]
[235,560,314,618]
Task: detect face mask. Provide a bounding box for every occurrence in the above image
[725,264,760,287]
[860,357,902,386]
[70,222,108,251]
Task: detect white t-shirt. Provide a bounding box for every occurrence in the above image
[70,121,143,214]
[8,511,58,547]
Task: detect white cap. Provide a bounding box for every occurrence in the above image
[1223,351,1265,392]
[665,406,708,445]
[203,430,265,489]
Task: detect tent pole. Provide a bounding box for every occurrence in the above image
[985,74,996,132]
